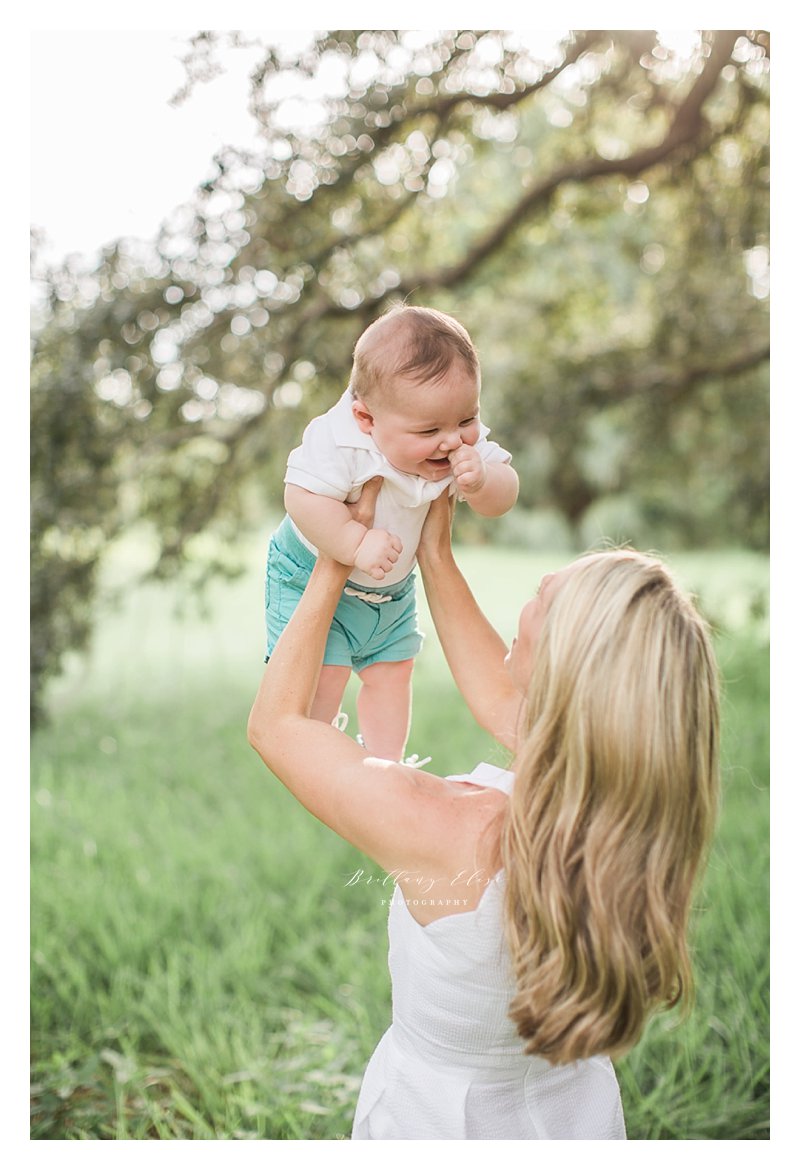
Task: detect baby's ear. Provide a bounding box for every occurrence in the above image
[351,397,375,434]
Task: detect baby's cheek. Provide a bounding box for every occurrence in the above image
[463,423,481,447]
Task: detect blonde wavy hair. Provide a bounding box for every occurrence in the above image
[501,550,720,1065]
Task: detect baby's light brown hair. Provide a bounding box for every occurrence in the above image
[350,305,480,404]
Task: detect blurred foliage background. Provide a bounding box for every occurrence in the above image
[30,29,769,724]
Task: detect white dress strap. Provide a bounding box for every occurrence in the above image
[452,761,515,794]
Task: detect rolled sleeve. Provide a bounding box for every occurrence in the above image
[475,423,512,466]
[284,415,356,501]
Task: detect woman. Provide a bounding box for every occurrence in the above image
[247,479,719,1140]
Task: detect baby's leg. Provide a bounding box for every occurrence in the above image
[311,664,351,726]
[356,659,415,761]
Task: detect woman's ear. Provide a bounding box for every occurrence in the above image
[351,397,375,435]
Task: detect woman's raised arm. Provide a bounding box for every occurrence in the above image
[416,493,523,752]
[247,479,504,892]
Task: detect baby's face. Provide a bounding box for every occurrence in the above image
[352,364,481,480]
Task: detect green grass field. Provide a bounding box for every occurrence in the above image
[30,539,769,1139]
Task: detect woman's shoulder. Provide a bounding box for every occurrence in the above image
[438,763,511,873]
[395,765,510,926]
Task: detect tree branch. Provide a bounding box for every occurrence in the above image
[585,342,770,411]
[402,31,743,292]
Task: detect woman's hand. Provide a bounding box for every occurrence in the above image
[417,489,456,568]
[310,477,386,574]
[346,476,384,529]
[340,478,401,579]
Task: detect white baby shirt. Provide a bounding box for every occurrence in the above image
[285,389,512,588]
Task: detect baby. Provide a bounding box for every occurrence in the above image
[265,305,519,761]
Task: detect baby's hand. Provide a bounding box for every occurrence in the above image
[448,445,487,495]
[354,529,403,580]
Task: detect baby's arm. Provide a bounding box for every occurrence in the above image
[448,447,519,517]
[284,484,402,580]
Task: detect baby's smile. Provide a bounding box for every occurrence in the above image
[423,455,453,477]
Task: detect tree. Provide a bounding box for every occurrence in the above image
[30,29,769,722]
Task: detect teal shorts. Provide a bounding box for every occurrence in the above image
[265,516,423,673]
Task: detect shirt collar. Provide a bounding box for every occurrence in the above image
[326,386,454,505]
[328,387,376,450]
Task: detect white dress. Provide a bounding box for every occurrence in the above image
[351,763,627,1140]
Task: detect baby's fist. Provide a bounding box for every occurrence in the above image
[354,529,403,580]
[448,445,487,494]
